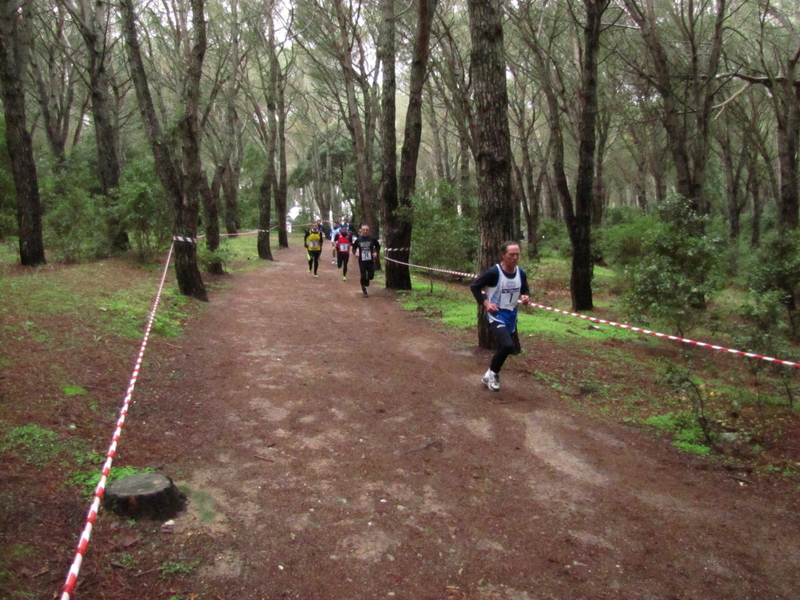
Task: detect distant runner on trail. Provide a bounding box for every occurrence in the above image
[470,241,530,392]
[352,224,380,297]
[304,222,324,278]
[333,226,353,281]
[330,219,341,264]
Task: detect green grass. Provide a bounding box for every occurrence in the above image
[0,424,101,468]
[159,558,201,578]
[0,258,196,345]
[398,272,647,349]
[1,424,67,466]
[0,277,87,315]
[99,284,190,339]
[62,385,87,396]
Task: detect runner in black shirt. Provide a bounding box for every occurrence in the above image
[352,225,380,297]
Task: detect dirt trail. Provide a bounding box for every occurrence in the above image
[127,243,799,600]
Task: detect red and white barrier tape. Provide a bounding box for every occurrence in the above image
[196,228,274,239]
[384,255,800,369]
[59,243,176,600]
[384,255,474,278]
[528,303,800,368]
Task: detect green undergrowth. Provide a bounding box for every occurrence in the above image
[642,412,713,455]
[100,284,190,339]
[0,260,192,342]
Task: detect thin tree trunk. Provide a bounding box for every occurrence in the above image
[276,63,289,248]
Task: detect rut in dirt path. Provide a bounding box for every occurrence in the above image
[140,243,800,600]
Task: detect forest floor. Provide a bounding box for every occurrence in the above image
[2,240,800,600]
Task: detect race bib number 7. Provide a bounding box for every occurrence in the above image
[499,286,520,310]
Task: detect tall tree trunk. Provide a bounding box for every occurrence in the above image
[468,0,515,350]
[528,0,606,311]
[751,179,762,247]
[120,0,207,300]
[273,22,288,248]
[567,0,608,312]
[379,0,399,284]
[458,132,474,218]
[221,157,239,234]
[0,0,45,266]
[257,170,274,260]
[84,0,127,252]
[177,0,209,299]
[591,109,610,228]
[222,0,240,236]
[200,171,223,274]
[425,80,447,183]
[386,0,437,291]
[519,129,540,259]
[257,0,277,261]
[774,64,799,231]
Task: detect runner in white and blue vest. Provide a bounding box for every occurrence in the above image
[470,241,531,392]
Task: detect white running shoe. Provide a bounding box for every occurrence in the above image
[481,369,500,392]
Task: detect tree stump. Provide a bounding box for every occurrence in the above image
[103,473,186,520]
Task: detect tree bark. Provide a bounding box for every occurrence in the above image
[255,1,278,261]
[468,0,515,350]
[384,0,438,291]
[257,169,274,260]
[221,0,240,237]
[568,0,608,312]
[273,20,289,248]
[0,0,45,266]
[379,0,399,285]
[200,171,223,275]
